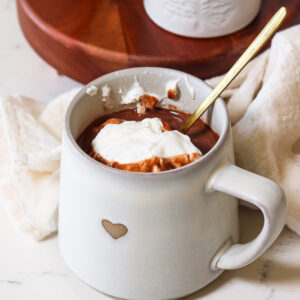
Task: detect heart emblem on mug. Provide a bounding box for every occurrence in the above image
[102,219,128,239]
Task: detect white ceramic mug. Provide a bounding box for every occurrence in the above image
[59,67,287,300]
[143,0,262,38]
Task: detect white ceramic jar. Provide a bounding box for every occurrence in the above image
[144,0,262,38]
[59,67,286,300]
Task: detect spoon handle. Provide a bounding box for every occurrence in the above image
[180,7,287,133]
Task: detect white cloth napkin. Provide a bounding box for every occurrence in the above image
[0,25,299,240]
[0,89,80,240]
[206,25,300,234]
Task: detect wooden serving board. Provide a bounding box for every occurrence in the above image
[17,0,300,84]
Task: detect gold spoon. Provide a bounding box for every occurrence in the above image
[180,7,287,133]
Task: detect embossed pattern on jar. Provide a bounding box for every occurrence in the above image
[144,0,262,38]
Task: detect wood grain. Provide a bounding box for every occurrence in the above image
[17,0,300,84]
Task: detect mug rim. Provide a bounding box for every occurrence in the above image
[64,67,230,177]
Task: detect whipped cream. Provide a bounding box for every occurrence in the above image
[101,84,111,100]
[166,79,179,99]
[92,118,201,164]
[121,77,161,105]
[121,78,145,104]
[86,85,98,96]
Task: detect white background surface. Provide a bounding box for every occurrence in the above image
[1,1,300,299]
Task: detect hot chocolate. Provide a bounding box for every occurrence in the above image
[77,101,219,172]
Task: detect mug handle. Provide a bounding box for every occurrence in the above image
[209,163,287,270]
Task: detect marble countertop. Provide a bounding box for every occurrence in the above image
[1,1,300,299]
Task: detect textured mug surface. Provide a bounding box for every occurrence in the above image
[59,68,286,300]
[143,0,262,38]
